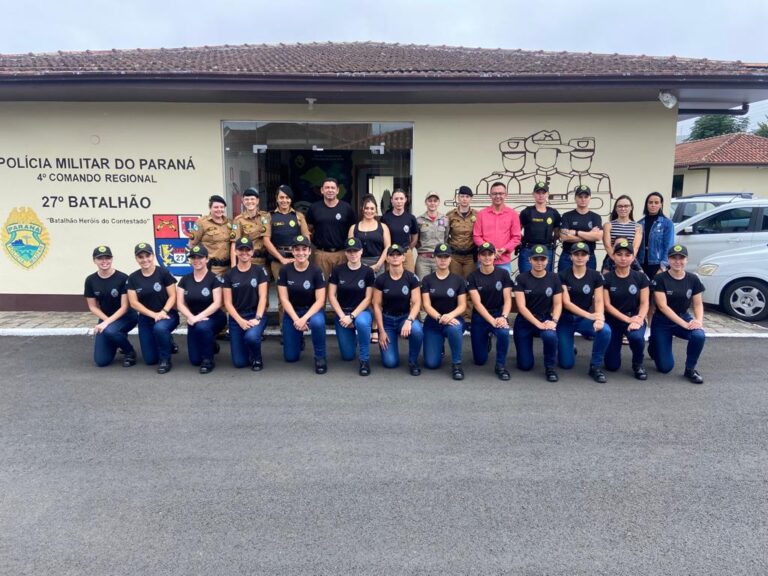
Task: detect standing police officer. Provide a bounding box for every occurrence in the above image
[447,185,478,325]
[306,177,357,281]
[415,192,448,280]
[189,194,235,277]
[558,185,603,272]
[519,181,561,273]
[232,187,271,268]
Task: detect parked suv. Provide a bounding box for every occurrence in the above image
[670,192,754,224]
[674,198,768,271]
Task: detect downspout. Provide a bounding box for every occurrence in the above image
[678,103,750,116]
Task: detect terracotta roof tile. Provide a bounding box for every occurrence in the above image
[1,41,766,79]
[675,133,768,167]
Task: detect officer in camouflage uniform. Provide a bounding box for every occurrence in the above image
[188,194,235,277]
[415,191,448,280]
[447,185,478,324]
[231,187,270,268]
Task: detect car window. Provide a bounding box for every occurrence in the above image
[691,207,754,234]
[761,211,768,231]
[682,202,720,220]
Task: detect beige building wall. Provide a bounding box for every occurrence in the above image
[676,166,768,197]
[0,101,676,302]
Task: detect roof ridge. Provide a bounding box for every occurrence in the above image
[701,132,743,162]
[0,41,757,65]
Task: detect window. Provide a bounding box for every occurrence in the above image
[692,207,754,234]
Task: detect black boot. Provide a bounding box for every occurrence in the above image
[122,350,137,367]
[199,359,214,374]
[589,365,607,384]
[408,362,421,376]
[157,359,172,374]
[359,360,370,376]
[315,358,327,375]
[684,368,704,384]
[494,364,510,381]
[251,357,264,372]
[451,363,465,381]
[632,364,648,381]
[545,367,559,382]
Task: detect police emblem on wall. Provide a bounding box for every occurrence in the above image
[153,213,200,276]
[2,207,50,269]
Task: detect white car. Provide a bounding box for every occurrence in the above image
[697,243,768,322]
[674,198,768,271]
[670,192,753,224]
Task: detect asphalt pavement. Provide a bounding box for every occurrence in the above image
[1,335,767,576]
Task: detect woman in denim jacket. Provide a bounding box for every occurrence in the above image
[637,192,676,279]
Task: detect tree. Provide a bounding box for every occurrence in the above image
[687,115,750,141]
[754,116,768,138]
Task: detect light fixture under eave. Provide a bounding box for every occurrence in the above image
[658,90,678,110]
[306,97,317,111]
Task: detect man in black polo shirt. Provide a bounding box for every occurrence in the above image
[519,181,561,273]
[306,177,357,280]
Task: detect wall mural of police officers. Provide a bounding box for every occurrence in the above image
[447,129,613,223]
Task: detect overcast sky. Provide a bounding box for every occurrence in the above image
[1,0,766,132]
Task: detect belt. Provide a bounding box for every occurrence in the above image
[209,258,230,267]
[417,253,435,258]
[522,243,554,250]
[451,246,476,256]
[316,247,341,253]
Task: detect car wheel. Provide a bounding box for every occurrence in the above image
[722,279,768,322]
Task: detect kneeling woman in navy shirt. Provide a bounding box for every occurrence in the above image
[556,242,611,383]
[372,244,424,375]
[177,245,227,374]
[223,237,269,371]
[513,244,563,382]
[84,245,137,367]
[328,237,376,376]
[603,239,650,380]
[126,242,179,374]
[277,235,328,374]
[421,243,467,380]
[649,244,706,384]
[467,242,514,381]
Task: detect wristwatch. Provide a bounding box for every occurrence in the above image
[349,313,356,320]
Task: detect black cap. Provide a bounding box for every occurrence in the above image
[277,184,294,200]
[574,185,592,196]
[345,237,363,251]
[235,237,254,250]
[292,235,311,248]
[387,244,405,255]
[533,181,549,193]
[134,242,153,256]
[477,241,496,254]
[668,244,689,257]
[188,244,208,258]
[613,239,633,254]
[243,187,259,198]
[570,241,591,255]
[457,185,473,197]
[529,244,549,258]
[92,245,113,258]
[209,194,227,206]
[433,243,452,257]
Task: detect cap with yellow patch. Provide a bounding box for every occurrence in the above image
[478,241,496,254]
[667,244,688,258]
[434,243,452,257]
[92,245,113,258]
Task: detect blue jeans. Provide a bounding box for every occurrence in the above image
[649,312,705,372]
[558,251,597,273]
[494,262,512,277]
[557,313,611,369]
[93,312,137,367]
[229,312,268,368]
[518,246,554,273]
[335,310,372,362]
[513,314,557,370]
[283,307,327,362]
[469,310,510,367]
[380,313,423,368]
[423,316,464,368]
[604,318,646,371]
[187,310,226,366]
[136,310,179,365]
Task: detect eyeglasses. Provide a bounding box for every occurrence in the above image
[616,204,632,209]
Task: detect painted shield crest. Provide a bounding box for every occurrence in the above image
[3,207,50,269]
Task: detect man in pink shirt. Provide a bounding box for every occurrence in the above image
[473,181,522,275]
